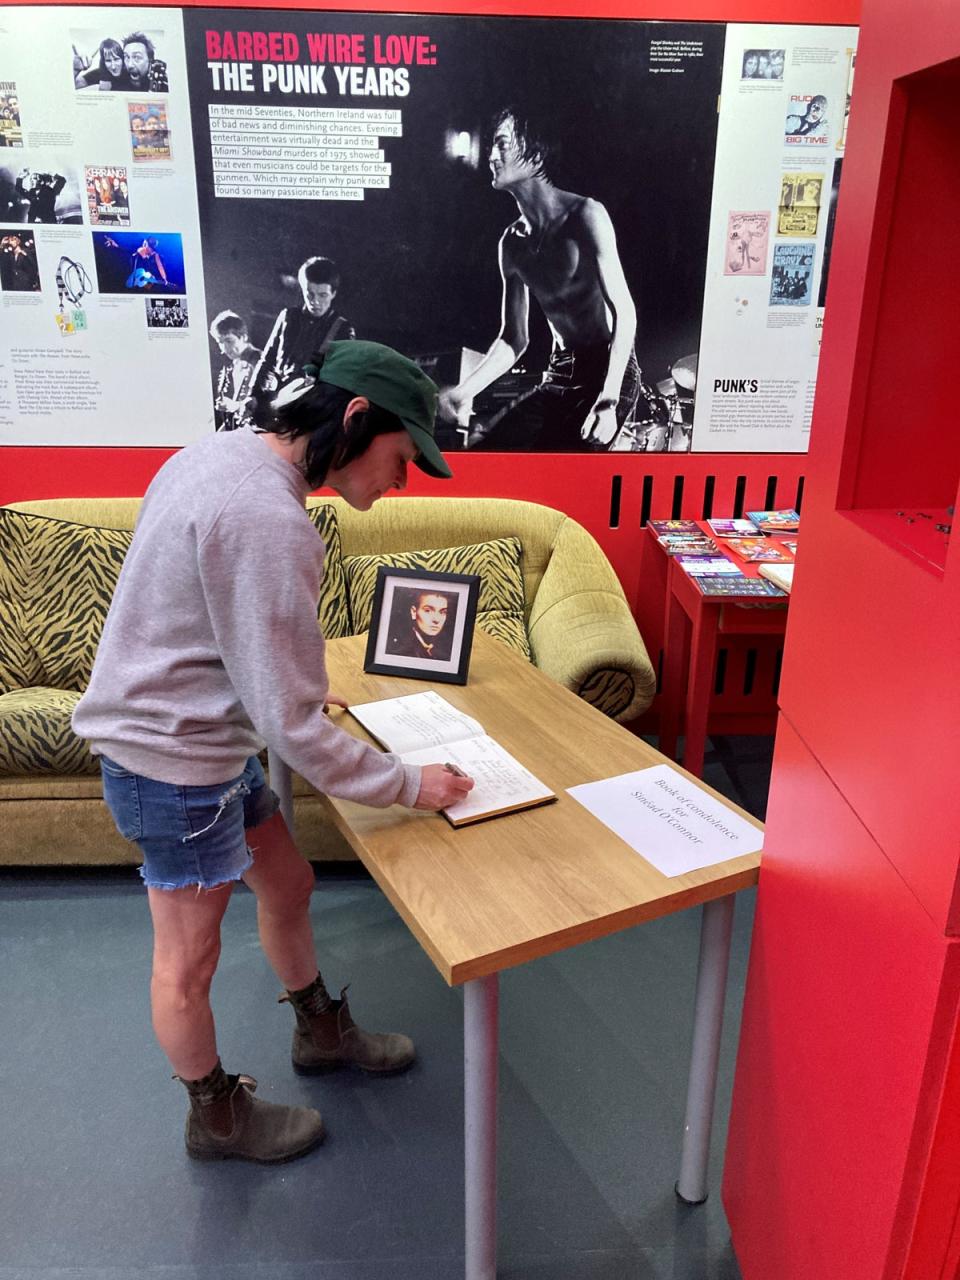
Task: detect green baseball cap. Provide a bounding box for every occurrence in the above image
[308,340,452,479]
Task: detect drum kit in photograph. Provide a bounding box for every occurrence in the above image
[612,353,697,453]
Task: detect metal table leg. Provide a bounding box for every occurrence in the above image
[266,748,294,835]
[676,894,736,1204]
[464,973,499,1280]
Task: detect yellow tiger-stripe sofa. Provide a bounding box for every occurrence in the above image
[0,495,655,867]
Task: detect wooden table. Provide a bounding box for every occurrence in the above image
[269,631,762,1280]
[655,524,791,777]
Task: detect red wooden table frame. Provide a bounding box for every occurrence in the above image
[655,524,790,776]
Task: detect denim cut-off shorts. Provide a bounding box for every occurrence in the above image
[99,755,280,891]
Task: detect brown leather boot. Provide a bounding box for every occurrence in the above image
[279,981,416,1075]
[181,1063,325,1163]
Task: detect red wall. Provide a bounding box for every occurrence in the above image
[722,0,960,1272]
[725,719,959,1279]
[11,0,859,19]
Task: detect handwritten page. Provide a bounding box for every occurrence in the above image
[567,764,762,876]
[349,690,483,755]
[400,735,555,825]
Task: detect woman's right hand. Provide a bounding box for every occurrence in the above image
[413,763,475,811]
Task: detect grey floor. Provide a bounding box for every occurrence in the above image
[0,735,772,1280]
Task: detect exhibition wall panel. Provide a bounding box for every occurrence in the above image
[1,0,857,470]
[0,0,857,710]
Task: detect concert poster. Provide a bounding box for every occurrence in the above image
[769,242,815,306]
[724,212,770,276]
[777,171,823,237]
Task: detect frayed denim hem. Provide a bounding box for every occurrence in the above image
[137,847,255,892]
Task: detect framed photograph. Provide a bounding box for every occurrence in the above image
[363,566,480,684]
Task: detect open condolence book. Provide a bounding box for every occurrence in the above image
[347,690,556,826]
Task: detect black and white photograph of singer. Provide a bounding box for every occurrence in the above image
[437,108,640,453]
[385,589,456,663]
[183,15,725,457]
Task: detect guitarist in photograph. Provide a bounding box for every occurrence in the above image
[126,236,169,289]
[208,309,261,432]
[252,255,356,404]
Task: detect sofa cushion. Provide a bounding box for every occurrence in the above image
[0,687,99,776]
[304,503,352,639]
[342,537,531,659]
[0,509,132,693]
[0,513,43,695]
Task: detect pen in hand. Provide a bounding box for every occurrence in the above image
[414,761,474,810]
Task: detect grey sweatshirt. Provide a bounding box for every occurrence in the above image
[72,428,420,809]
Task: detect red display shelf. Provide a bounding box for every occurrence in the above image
[843,507,953,576]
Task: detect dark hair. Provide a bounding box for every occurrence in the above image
[99,38,123,70]
[397,587,450,618]
[123,31,155,61]
[255,380,405,490]
[209,308,247,339]
[298,256,340,291]
[410,589,449,608]
[492,107,557,182]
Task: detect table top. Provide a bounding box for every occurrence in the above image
[322,631,762,986]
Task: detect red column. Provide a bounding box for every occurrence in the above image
[722,1,960,1276]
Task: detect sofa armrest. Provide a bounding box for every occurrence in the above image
[527,517,656,722]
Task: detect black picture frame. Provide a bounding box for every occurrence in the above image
[362,566,480,685]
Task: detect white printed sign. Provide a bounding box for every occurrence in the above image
[567,764,762,877]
